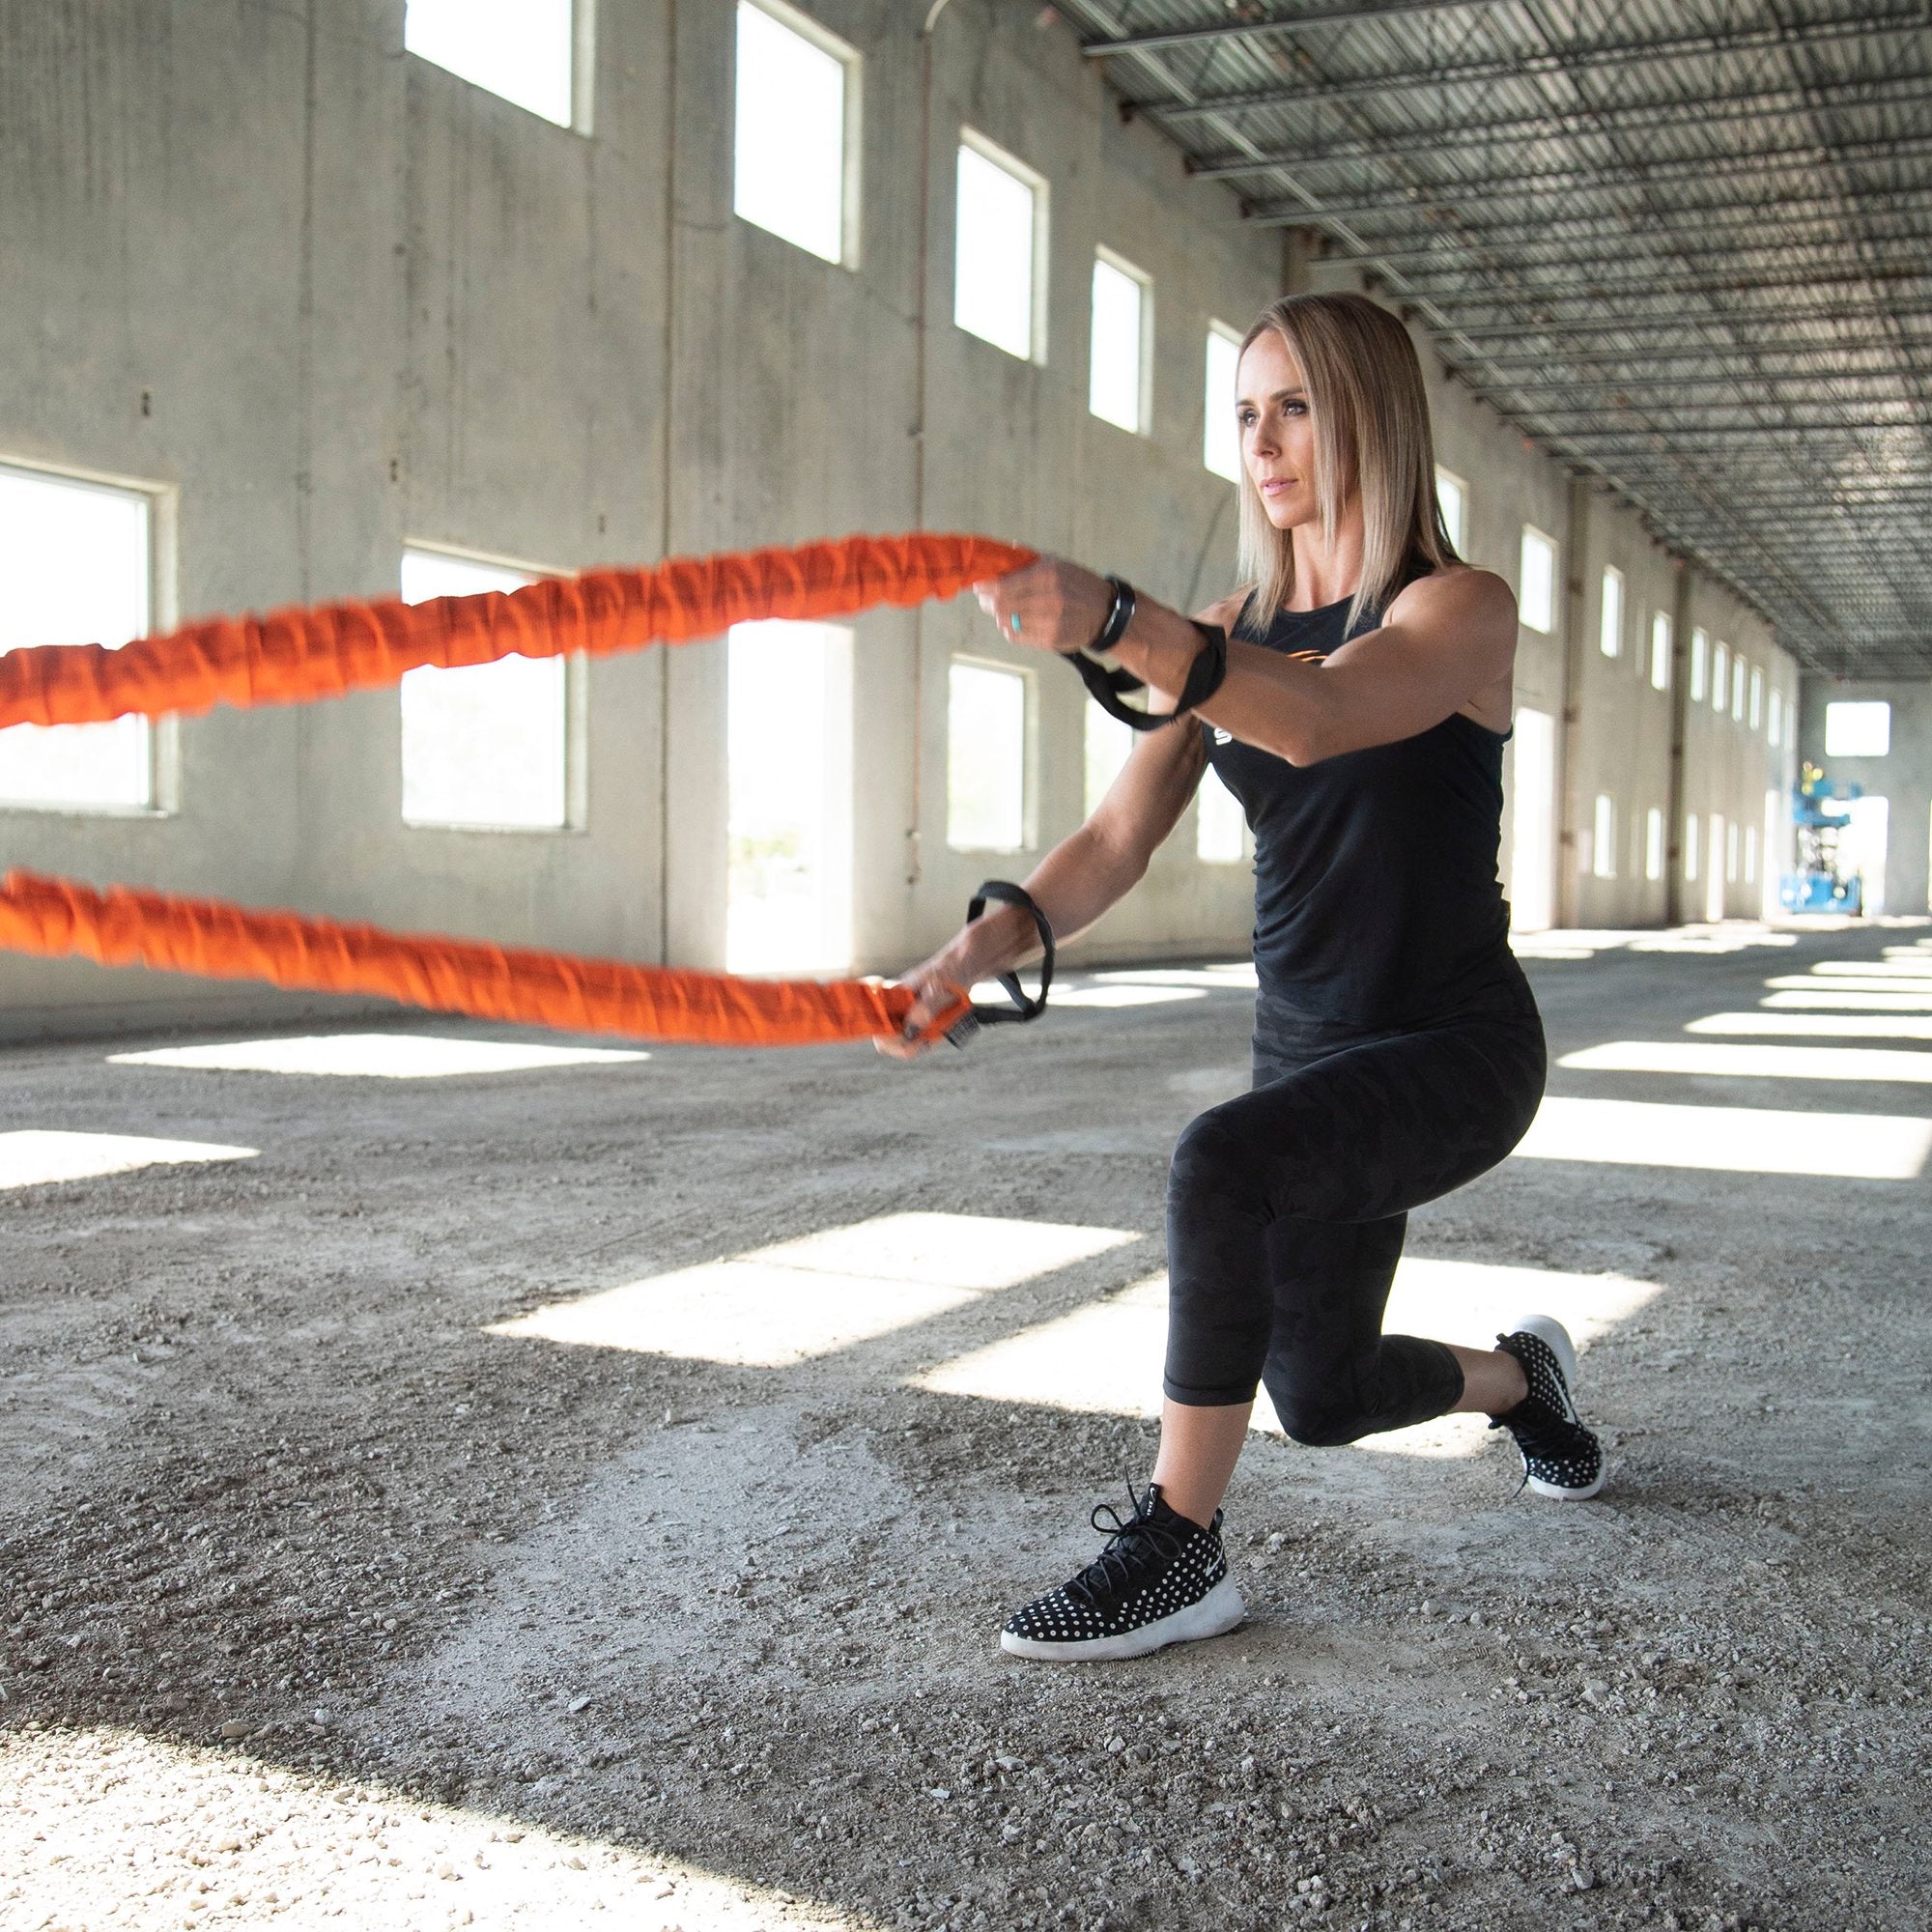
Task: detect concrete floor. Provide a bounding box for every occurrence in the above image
[2,923,1928,1932]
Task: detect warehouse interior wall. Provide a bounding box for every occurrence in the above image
[0,0,1813,1042]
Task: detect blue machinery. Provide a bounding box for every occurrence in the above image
[1781,760,1865,915]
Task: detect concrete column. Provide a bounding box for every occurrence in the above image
[1555,474,1592,927]
[1664,555,1694,923]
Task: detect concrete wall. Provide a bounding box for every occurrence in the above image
[0,0,1826,1042]
[1798,679,1932,917]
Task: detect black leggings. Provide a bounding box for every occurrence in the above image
[1162,974,1547,1444]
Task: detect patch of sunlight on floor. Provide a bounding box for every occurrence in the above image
[1052,985,1208,1009]
[913,1258,1661,1462]
[108,1035,650,1078]
[1765,974,1932,995]
[1627,926,1798,954]
[1812,959,1932,979]
[0,1726,871,1932]
[1687,1011,1932,1040]
[1512,925,1802,960]
[1560,1039,1932,1083]
[0,1130,257,1191]
[1761,989,1932,1011]
[487,1211,1141,1367]
[1885,944,1932,957]
[1092,964,1261,989]
[1516,1095,1932,1179]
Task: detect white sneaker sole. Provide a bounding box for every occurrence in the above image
[999,1573,1246,1662]
[1502,1310,1607,1501]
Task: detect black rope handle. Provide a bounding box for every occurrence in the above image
[946,880,1056,1047]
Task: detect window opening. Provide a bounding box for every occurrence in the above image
[1089,249,1151,434]
[1204,324,1243,482]
[0,463,156,813]
[400,548,569,830]
[954,133,1045,361]
[726,619,853,973]
[1597,566,1623,659]
[947,659,1028,852]
[404,0,578,128]
[1519,527,1555,634]
[733,0,860,267]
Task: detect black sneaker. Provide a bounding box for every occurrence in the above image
[1491,1313,1605,1499]
[1000,1482,1245,1662]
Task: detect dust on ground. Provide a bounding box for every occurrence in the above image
[2,923,1927,1932]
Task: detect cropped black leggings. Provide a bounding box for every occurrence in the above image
[1163,977,1547,1444]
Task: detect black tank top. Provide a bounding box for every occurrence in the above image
[1202,590,1516,1028]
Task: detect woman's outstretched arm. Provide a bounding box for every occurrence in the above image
[980,559,1517,766]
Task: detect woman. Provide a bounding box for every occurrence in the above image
[890,292,1603,1663]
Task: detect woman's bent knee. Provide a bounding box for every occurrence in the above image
[1267,1385,1373,1448]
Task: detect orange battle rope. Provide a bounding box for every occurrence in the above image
[0,530,1040,1047]
[0,530,1035,729]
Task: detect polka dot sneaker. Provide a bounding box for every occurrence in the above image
[1000,1482,1245,1662]
[1491,1313,1605,1500]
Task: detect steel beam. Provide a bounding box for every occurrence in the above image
[1543,419,1931,441]
[1318,217,1932,278]
[1309,187,1932,257]
[1437,303,1932,340]
[1406,265,1932,310]
[1130,14,1928,119]
[1460,368,1932,398]
[1082,0,1490,59]
[1185,76,1932,178]
[1242,133,1932,227]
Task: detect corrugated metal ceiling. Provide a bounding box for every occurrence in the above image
[1061,0,1932,677]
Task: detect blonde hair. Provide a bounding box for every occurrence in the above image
[1234,291,1459,639]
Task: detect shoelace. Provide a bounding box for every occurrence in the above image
[1490,1395,1588,1498]
[1064,1482,1191,1610]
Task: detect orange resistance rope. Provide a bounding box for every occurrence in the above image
[0,530,1040,1045]
[0,529,1036,729]
[0,869,972,1050]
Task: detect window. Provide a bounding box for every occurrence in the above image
[1684,811,1700,883]
[1645,807,1664,882]
[0,463,156,813]
[1089,249,1151,434]
[1204,324,1242,482]
[1726,818,1740,883]
[1768,688,1783,749]
[733,0,860,267]
[1825,700,1890,758]
[400,547,569,830]
[1745,823,1758,886]
[954,132,1045,362]
[1650,611,1671,692]
[404,0,579,128]
[1731,654,1747,721]
[1519,527,1556,634]
[1690,627,1709,702]
[948,660,1028,851]
[1592,794,1616,879]
[1084,705,1133,818]
[1712,640,1729,713]
[1435,468,1468,554]
[1747,667,1763,732]
[727,619,852,973]
[1197,765,1246,866]
[1597,566,1623,659]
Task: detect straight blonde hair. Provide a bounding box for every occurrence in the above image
[1235,292,1460,639]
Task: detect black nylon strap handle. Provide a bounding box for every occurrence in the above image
[1061,620,1231,732]
[1064,648,1164,730]
[946,881,1056,1047]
